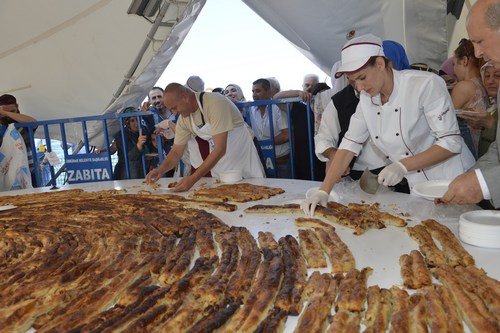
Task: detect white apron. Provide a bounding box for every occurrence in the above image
[188,100,265,179]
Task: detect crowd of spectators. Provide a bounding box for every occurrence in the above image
[3,0,499,216]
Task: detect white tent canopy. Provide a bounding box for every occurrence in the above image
[1,0,205,145]
[1,0,466,146]
[242,0,464,75]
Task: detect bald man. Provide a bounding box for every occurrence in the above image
[440,0,500,207]
[146,83,264,191]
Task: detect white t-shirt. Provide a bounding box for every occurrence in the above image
[248,104,290,158]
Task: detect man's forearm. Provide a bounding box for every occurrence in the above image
[157,149,182,175]
[274,132,289,145]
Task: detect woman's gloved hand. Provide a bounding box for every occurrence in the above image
[301,189,330,216]
[377,161,407,186]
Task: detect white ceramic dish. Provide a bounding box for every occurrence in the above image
[412,180,451,200]
[219,170,243,183]
[458,210,500,248]
[305,187,340,202]
[459,224,500,238]
[459,232,500,249]
[459,210,500,230]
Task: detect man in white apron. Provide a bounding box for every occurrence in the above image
[145,83,265,191]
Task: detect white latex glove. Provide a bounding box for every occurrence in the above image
[301,190,330,216]
[378,161,408,186]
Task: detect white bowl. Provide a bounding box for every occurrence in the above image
[459,210,500,248]
[305,187,340,202]
[219,169,243,183]
[459,232,500,249]
[412,180,451,200]
[459,210,500,231]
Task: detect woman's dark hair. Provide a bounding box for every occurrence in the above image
[454,38,483,68]
[365,56,392,69]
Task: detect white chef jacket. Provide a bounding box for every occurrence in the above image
[315,100,390,171]
[248,104,290,158]
[339,70,475,190]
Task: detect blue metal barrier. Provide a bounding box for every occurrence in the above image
[237,97,316,180]
[15,111,162,188]
[13,96,318,187]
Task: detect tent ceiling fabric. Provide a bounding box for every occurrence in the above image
[2,0,460,146]
[0,0,205,145]
[242,0,452,76]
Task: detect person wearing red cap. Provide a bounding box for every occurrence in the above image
[302,34,475,216]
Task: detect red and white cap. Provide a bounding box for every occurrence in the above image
[335,34,385,78]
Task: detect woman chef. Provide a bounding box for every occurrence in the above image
[146,83,265,191]
[302,34,475,215]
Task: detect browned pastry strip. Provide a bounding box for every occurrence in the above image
[81,275,162,332]
[294,273,342,333]
[194,227,239,305]
[399,250,432,289]
[194,214,218,258]
[410,249,432,288]
[225,227,261,303]
[421,285,450,333]
[389,286,410,333]
[159,227,197,285]
[0,188,85,207]
[191,183,285,202]
[347,203,386,230]
[466,265,500,291]
[405,224,447,267]
[220,232,283,333]
[351,202,406,226]
[408,293,428,333]
[364,286,392,333]
[315,228,354,273]
[336,267,372,312]
[245,203,364,234]
[185,303,240,333]
[35,254,155,333]
[253,308,288,333]
[298,271,330,303]
[173,229,240,333]
[153,193,238,211]
[435,285,465,333]
[421,219,475,267]
[158,230,239,332]
[244,203,302,214]
[432,265,498,333]
[295,217,355,273]
[326,310,362,333]
[274,235,308,315]
[297,229,327,268]
[120,255,219,332]
[458,266,500,322]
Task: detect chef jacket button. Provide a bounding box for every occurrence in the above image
[377,112,380,115]
[405,152,409,156]
[375,136,379,139]
[417,170,421,173]
[396,133,399,136]
[386,156,389,159]
[395,109,398,112]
